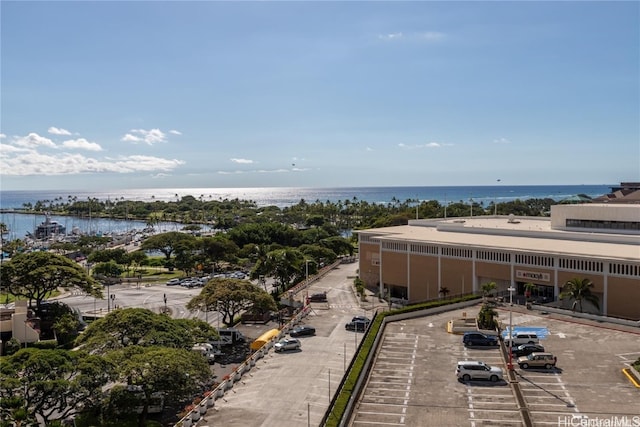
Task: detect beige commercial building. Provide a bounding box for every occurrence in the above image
[356,204,640,320]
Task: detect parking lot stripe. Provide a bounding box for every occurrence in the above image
[470,418,523,424]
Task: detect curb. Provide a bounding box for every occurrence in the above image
[622,368,640,388]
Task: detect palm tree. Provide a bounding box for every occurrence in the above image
[560,278,600,313]
[481,282,497,300]
[524,282,537,302]
[477,304,499,330]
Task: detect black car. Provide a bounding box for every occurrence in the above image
[289,325,316,337]
[462,332,499,346]
[345,320,369,332]
[510,343,545,357]
[352,316,371,323]
[308,292,327,302]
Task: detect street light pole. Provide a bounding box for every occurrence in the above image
[507,285,515,370]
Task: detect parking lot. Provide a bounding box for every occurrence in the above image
[58,264,639,427]
[348,306,640,427]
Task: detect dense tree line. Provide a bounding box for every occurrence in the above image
[12,193,560,233]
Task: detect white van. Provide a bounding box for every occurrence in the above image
[503,332,539,347]
[192,343,217,364]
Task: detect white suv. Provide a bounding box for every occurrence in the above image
[503,332,539,347]
[456,361,503,382]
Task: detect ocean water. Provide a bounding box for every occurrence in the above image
[0,184,613,240]
[0,184,613,210]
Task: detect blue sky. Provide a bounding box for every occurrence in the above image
[1,1,638,191]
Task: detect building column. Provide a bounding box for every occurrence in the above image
[407,246,411,301]
[554,257,559,300]
[602,263,608,316]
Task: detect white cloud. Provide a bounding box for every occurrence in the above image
[366,147,374,151]
[169,130,182,135]
[109,155,184,172]
[48,126,72,136]
[0,150,184,176]
[122,134,142,142]
[217,167,293,175]
[13,133,57,149]
[121,128,167,145]
[379,31,445,42]
[398,142,442,149]
[61,138,103,151]
[230,158,254,164]
[0,143,31,154]
[0,134,6,139]
[493,138,511,144]
[379,32,403,40]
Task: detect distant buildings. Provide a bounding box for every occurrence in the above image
[356,183,640,320]
[592,182,640,204]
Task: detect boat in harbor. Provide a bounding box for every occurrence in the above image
[31,214,66,239]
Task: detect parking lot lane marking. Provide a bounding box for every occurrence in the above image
[466,384,476,427]
[352,421,404,426]
[470,418,523,424]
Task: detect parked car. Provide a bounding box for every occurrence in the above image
[352,316,371,323]
[345,320,370,332]
[456,361,503,382]
[274,338,301,352]
[166,278,181,286]
[510,343,545,357]
[308,292,327,302]
[289,325,316,337]
[517,352,557,369]
[462,332,499,347]
[181,280,198,288]
[503,332,540,347]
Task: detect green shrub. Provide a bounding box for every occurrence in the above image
[30,339,58,350]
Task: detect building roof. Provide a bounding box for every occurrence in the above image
[592,182,640,204]
[357,215,640,262]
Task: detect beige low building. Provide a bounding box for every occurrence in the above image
[356,204,640,320]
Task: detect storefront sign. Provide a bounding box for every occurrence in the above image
[516,270,550,282]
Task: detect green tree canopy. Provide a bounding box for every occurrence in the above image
[92,260,124,283]
[320,236,354,256]
[0,252,102,310]
[140,231,196,260]
[88,248,128,264]
[75,308,216,354]
[186,278,277,327]
[105,345,211,427]
[200,235,240,270]
[0,348,114,425]
[264,248,305,292]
